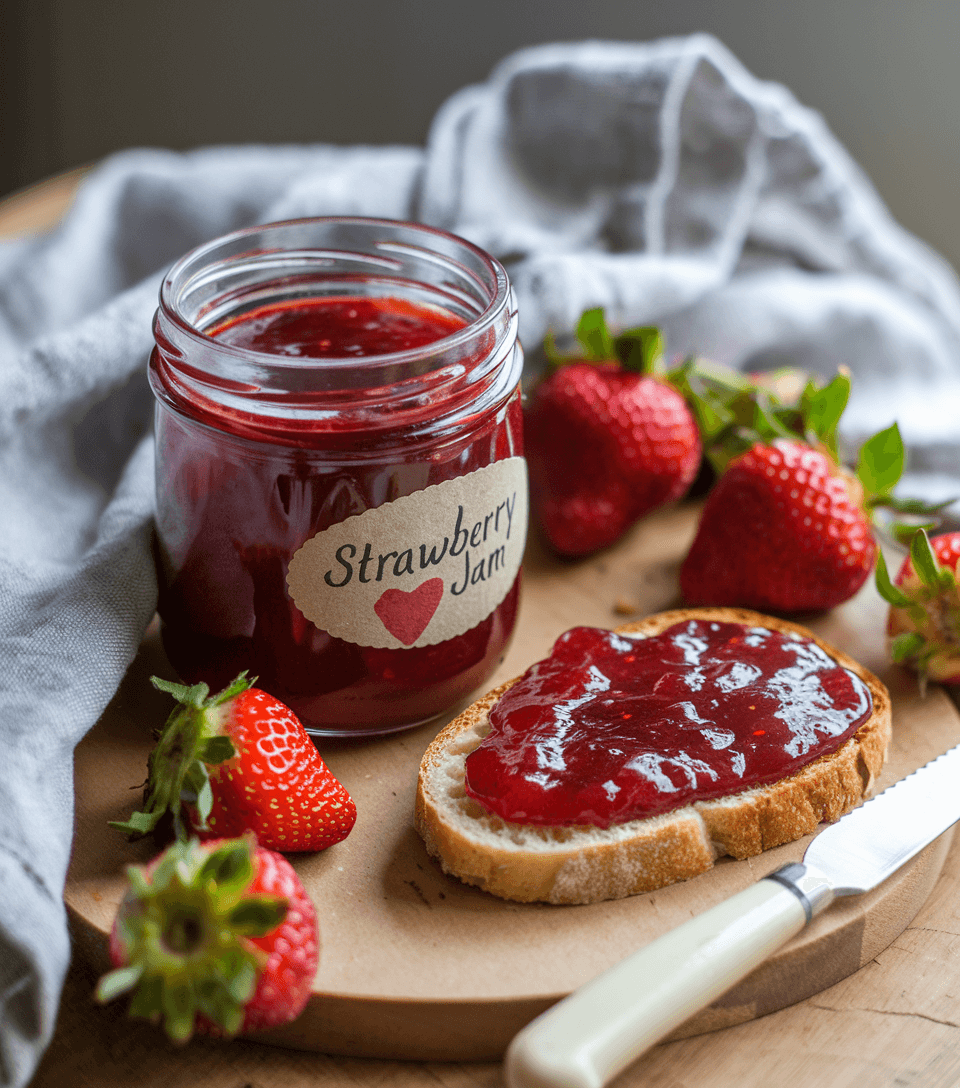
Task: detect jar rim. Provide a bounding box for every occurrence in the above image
[157,216,511,373]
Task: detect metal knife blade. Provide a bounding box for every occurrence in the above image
[505,744,960,1088]
[803,742,960,896]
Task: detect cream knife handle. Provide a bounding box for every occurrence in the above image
[504,877,817,1088]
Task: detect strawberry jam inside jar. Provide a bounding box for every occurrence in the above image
[150,218,526,737]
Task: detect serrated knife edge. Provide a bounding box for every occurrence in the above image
[800,741,960,897]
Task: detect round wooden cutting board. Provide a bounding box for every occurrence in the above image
[65,502,960,1061]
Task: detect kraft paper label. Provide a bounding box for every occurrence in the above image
[286,457,528,650]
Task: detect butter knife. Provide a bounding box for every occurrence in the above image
[505,743,960,1088]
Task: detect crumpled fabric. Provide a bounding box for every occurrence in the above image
[2,34,958,1086]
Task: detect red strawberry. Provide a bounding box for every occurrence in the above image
[110,673,356,852]
[525,310,701,556]
[676,353,952,614]
[96,836,319,1041]
[680,440,877,613]
[876,529,960,688]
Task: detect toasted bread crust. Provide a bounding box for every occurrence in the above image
[415,608,892,904]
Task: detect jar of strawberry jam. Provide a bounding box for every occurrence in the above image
[150,217,525,737]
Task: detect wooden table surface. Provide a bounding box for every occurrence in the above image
[6,170,960,1088]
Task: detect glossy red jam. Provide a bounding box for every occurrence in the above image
[211,297,466,358]
[151,218,524,737]
[464,620,872,826]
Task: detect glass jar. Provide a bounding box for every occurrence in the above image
[149,217,525,738]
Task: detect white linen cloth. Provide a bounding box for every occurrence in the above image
[2,34,959,1086]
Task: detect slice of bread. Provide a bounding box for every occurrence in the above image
[415,607,891,904]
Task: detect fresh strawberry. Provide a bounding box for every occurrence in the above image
[110,673,356,852]
[677,340,953,613]
[525,309,701,557]
[680,439,877,612]
[96,836,319,1041]
[875,529,960,689]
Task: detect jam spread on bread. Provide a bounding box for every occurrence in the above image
[463,620,873,827]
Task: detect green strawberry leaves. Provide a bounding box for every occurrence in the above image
[575,306,617,360]
[109,673,252,843]
[890,631,928,664]
[198,835,255,891]
[857,423,905,499]
[229,899,289,932]
[859,426,957,544]
[664,353,851,476]
[875,528,960,693]
[876,528,958,608]
[912,527,958,593]
[111,809,165,838]
[150,677,211,709]
[545,307,665,375]
[910,527,944,589]
[616,325,665,374]
[666,356,753,448]
[874,548,915,610]
[801,371,850,457]
[95,963,144,1004]
[151,672,252,710]
[96,837,287,1043]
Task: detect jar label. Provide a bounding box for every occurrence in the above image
[286,457,528,650]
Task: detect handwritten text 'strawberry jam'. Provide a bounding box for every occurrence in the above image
[150,218,525,737]
[464,620,872,826]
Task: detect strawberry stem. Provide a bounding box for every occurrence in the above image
[109,673,253,842]
[97,837,287,1043]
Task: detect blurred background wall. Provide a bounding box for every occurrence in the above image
[2,0,959,270]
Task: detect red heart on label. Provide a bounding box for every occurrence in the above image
[374,578,444,645]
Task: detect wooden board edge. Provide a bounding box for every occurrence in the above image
[67,830,953,1061]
